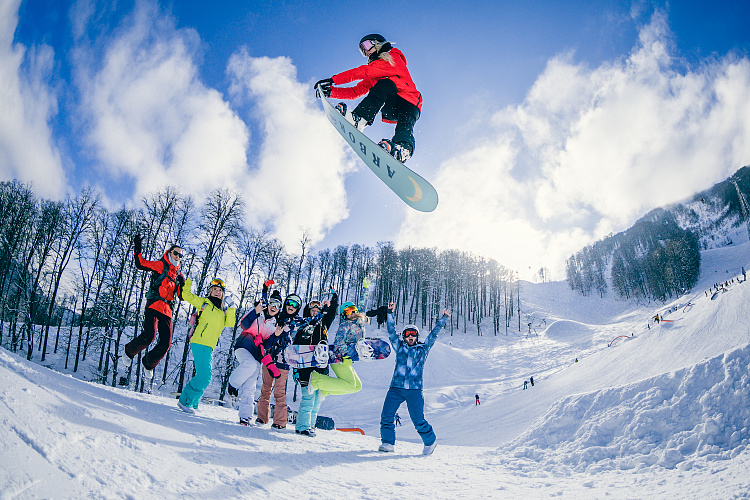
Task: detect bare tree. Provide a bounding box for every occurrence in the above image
[41,189,99,362]
[177,189,243,390]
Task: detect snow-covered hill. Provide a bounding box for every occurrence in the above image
[1,242,749,499]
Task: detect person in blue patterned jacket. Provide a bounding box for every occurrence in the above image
[378,302,451,455]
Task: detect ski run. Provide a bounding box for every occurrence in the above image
[1,241,750,499]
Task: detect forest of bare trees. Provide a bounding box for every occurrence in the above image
[0,180,525,394]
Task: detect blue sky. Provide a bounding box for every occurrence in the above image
[3,0,750,278]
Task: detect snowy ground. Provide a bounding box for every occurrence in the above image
[1,243,749,499]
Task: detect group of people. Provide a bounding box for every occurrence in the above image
[120,236,452,454]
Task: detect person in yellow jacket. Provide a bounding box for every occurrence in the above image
[178,278,236,414]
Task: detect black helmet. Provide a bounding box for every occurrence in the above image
[359,34,386,56]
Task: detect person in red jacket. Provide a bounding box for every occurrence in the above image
[315,34,422,163]
[121,235,184,382]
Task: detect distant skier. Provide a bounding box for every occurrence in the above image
[121,236,184,384]
[523,380,528,390]
[530,376,535,387]
[177,278,235,414]
[378,302,451,456]
[475,394,480,405]
[315,34,422,164]
[395,413,402,426]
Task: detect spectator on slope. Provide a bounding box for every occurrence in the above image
[291,294,338,437]
[229,282,283,426]
[378,302,451,456]
[255,289,298,430]
[308,301,370,398]
[177,278,236,414]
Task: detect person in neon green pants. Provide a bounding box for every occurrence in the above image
[309,302,366,396]
[178,278,236,413]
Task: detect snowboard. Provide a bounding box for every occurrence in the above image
[329,338,391,364]
[317,90,438,212]
[285,339,391,368]
[285,408,335,430]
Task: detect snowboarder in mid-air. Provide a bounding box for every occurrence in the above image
[315,33,422,164]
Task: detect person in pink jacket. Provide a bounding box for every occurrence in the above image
[315,34,422,163]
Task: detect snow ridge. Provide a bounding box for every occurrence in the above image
[507,343,750,473]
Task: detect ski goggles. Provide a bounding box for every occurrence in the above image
[403,328,418,338]
[268,298,282,309]
[210,278,225,290]
[343,305,358,316]
[308,301,322,309]
[359,39,376,56]
[285,298,300,309]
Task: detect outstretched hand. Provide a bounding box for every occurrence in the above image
[315,78,333,98]
[388,302,396,313]
[442,308,451,317]
[133,234,142,255]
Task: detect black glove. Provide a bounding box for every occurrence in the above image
[376,305,388,326]
[177,274,185,288]
[315,78,333,98]
[133,234,142,255]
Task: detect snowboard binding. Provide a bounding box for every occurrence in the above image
[378,139,411,163]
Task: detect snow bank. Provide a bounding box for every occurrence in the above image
[506,343,750,473]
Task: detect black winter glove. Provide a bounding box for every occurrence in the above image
[177,274,185,288]
[376,305,389,326]
[315,78,333,98]
[133,234,142,255]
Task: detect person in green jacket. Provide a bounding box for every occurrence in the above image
[178,278,236,414]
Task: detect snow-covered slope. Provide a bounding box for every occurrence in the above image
[1,242,749,499]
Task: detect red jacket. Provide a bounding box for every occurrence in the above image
[135,250,183,317]
[330,48,422,113]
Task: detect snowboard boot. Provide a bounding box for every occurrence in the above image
[239,418,252,426]
[121,354,132,369]
[422,440,438,456]
[378,139,412,163]
[142,365,154,381]
[335,102,368,132]
[355,339,374,360]
[177,401,195,414]
[378,443,395,452]
[255,418,265,426]
[271,423,285,431]
[296,429,316,437]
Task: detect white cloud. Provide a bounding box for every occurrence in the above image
[227,49,355,250]
[77,2,249,201]
[0,0,65,198]
[397,13,750,279]
[75,1,353,252]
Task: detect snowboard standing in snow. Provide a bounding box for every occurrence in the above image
[316,91,438,212]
